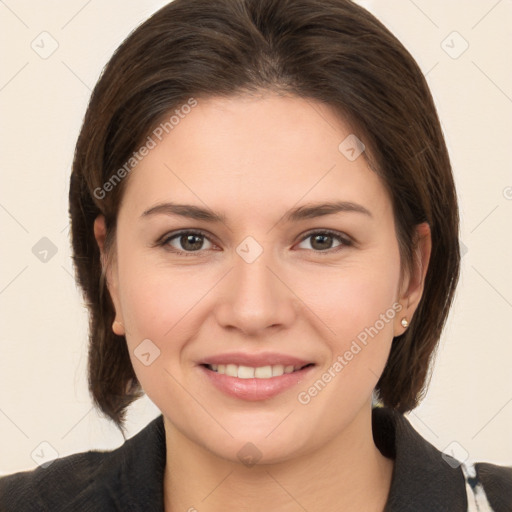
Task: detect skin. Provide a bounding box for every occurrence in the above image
[94,92,431,511]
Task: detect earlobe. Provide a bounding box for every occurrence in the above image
[112,320,125,336]
[396,222,432,334]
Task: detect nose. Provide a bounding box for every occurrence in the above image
[214,239,297,336]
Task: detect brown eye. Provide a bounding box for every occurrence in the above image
[310,233,335,251]
[297,231,351,252]
[161,231,214,254]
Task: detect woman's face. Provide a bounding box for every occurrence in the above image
[98,93,427,463]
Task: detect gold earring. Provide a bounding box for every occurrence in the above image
[401,318,409,329]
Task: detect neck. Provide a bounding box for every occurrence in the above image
[163,404,393,512]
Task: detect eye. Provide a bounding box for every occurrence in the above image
[296,230,352,253]
[157,228,352,256]
[160,230,216,255]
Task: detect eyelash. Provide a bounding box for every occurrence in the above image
[157,229,353,257]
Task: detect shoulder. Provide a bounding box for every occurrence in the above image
[0,415,166,512]
[0,449,115,511]
[372,406,512,511]
[474,461,512,512]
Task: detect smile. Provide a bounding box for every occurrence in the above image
[199,362,316,401]
[205,363,311,379]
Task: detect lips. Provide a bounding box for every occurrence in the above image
[198,352,316,400]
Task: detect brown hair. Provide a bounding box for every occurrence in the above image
[69,0,460,432]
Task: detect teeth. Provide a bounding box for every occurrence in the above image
[208,363,304,379]
[254,366,272,378]
[272,365,284,377]
[226,364,238,377]
[238,365,255,378]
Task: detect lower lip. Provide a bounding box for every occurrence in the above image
[199,365,315,401]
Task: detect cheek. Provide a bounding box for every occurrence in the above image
[309,256,401,344]
[115,239,213,338]
[115,251,223,388]
[293,268,401,424]
[300,247,402,404]
[117,277,191,401]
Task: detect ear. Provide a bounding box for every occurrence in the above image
[93,215,125,336]
[395,222,431,335]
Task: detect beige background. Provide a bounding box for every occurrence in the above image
[0,0,511,474]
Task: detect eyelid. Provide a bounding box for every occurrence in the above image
[298,228,352,244]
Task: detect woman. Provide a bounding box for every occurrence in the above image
[0,0,510,510]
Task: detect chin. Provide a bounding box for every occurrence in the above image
[206,415,322,466]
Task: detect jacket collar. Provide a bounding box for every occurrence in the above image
[104,407,466,511]
[373,407,466,511]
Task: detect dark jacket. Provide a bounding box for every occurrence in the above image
[0,407,510,511]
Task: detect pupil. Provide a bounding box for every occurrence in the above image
[182,234,203,251]
[312,234,332,250]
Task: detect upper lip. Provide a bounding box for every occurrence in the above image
[201,352,314,368]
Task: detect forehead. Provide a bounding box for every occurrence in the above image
[119,93,391,223]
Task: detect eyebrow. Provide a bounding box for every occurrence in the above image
[140,200,372,223]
